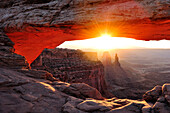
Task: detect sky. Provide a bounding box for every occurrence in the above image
[58,34,170,50]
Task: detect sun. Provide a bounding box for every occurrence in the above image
[100,34,112,38]
[94,34,114,50]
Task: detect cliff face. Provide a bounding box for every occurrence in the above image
[0,29,169,113]
[0,30,29,69]
[0,0,169,63]
[31,48,109,96]
[1,67,166,113]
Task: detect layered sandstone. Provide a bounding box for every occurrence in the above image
[0,35,169,113]
[0,67,169,113]
[0,30,29,69]
[0,67,147,113]
[31,48,109,96]
[0,0,169,63]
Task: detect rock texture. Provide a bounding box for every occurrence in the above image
[31,48,111,97]
[0,0,169,63]
[0,34,169,113]
[143,84,170,113]
[0,1,169,112]
[143,85,162,103]
[0,30,29,69]
[0,68,97,113]
[0,67,153,113]
[0,66,169,113]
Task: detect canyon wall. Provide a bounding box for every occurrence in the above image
[31,48,110,96]
[0,30,29,69]
[0,24,169,113]
[0,0,169,63]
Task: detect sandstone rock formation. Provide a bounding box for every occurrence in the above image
[1,65,169,113]
[0,34,169,113]
[0,67,100,113]
[0,0,169,63]
[143,85,162,103]
[143,84,170,113]
[52,81,104,100]
[31,48,111,97]
[0,67,155,113]
[0,30,29,69]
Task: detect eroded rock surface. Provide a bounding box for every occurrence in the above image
[143,84,170,113]
[0,67,150,113]
[52,81,104,100]
[0,0,169,63]
[0,30,29,69]
[0,36,169,112]
[31,48,111,97]
[143,85,162,103]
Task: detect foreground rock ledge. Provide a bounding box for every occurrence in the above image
[0,67,169,113]
[0,68,143,113]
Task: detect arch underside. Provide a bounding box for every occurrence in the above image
[0,0,169,63]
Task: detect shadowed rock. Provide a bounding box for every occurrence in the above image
[143,84,170,113]
[31,48,112,98]
[0,30,29,69]
[143,85,162,103]
[52,81,104,100]
[0,67,150,113]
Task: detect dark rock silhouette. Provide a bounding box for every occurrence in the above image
[114,53,120,67]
